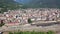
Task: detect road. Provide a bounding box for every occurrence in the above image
[0,23,60,34]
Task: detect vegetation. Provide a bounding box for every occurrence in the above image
[0,0,22,13]
[9,32,13,34]
[0,0,60,13]
[9,31,55,34]
[0,20,5,27]
[47,31,55,34]
[17,0,60,8]
[28,18,32,23]
[0,23,5,27]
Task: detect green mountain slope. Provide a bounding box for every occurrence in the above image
[0,0,22,13]
[21,0,60,8]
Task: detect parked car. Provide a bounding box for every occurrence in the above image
[0,32,3,34]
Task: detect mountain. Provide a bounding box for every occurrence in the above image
[15,0,31,4]
[0,0,22,9]
[16,0,60,8]
[28,0,58,8]
[0,0,23,13]
[0,0,60,12]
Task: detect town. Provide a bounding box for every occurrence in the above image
[0,8,60,34]
[0,8,60,24]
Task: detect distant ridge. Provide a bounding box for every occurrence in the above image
[0,0,22,13]
[17,0,60,8]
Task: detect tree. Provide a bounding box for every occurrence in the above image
[0,20,5,27]
[47,31,55,34]
[14,31,23,34]
[9,32,13,34]
[28,18,32,23]
[0,8,8,13]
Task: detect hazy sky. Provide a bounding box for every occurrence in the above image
[14,0,31,4]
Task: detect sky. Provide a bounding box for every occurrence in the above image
[14,0,30,4]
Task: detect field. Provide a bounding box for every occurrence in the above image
[8,31,55,34]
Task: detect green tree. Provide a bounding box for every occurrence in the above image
[0,20,5,27]
[28,18,32,23]
[14,31,23,34]
[31,31,36,34]
[47,31,55,34]
[9,32,13,34]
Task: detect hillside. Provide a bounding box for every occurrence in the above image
[0,0,60,13]
[17,0,60,8]
[0,0,22,13]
